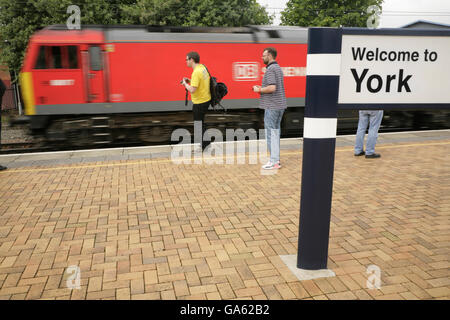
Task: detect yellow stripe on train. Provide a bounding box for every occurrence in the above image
[19,72,36,115]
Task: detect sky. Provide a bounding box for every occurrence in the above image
[257,0,450,27]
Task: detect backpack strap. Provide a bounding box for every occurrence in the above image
[203,65,214,110]
[203,64,211,78]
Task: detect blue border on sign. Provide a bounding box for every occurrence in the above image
[308,28,342,54]
[342,27,450,37]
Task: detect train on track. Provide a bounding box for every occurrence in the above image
[17,25,450,147]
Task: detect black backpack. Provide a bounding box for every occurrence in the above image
[204,65,228,111]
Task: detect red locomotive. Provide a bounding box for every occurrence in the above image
[19,25,309,145]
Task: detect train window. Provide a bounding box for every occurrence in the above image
[89,46,103,71]
[35,46,47,69]
[34,45,80,70]
[67,46,79,69]
[51,46,63,69]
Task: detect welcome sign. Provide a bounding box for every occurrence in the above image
[338,35,450,104]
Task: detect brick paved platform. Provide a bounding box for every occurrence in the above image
[0,130,449,300]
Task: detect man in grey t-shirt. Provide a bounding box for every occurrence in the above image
[252,47,287,170]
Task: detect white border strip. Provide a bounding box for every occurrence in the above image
[306,53,341,76]
[303,117,337,139]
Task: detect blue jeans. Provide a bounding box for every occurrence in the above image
[264,109,285,163]
[355,110,384,155]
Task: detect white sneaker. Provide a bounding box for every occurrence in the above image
[262,161,281,170]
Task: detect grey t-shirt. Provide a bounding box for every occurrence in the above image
[259,61,287,110]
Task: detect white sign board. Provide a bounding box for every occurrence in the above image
[338,35,450,104]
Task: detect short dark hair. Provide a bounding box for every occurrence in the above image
[264,47,277,59]
[187,51,200,63]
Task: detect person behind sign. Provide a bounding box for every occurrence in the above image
[181,51,211,152]
[354,110,383,158]
[0,78,7,171]
[253,47,287,170]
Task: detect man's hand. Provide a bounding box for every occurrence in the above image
[253,85,276,94]
[252,85,261,93]
[182,78,197,93]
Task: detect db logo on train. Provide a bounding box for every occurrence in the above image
[232,61,307,81]
[232,62,260,81]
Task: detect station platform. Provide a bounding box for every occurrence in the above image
[0,130,449,300]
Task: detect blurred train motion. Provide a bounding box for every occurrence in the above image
[17,25,450,146]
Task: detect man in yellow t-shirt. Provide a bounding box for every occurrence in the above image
[181,51,211,151]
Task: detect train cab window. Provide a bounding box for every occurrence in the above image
[51,46,63,69]
[35,46,47,69]
[67,46,79,69]
[34,45,79,69]
[89,46,103,71]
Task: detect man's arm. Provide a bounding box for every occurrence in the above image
[253,67,277,94]
[182,75,198,93]
[183,82,198,93]
[253,85,276,94]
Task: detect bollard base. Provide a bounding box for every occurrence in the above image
[280,255,335,281]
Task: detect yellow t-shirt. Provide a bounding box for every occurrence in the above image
[190,64,211,104]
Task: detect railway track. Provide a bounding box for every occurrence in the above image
[1,126,449,155]
[0,142,51,155]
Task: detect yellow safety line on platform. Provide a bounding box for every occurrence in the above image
[1,140,449,174]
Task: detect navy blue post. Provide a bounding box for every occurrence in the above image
[297,28,341,270]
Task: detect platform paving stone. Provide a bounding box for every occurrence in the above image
[0,131,449,300]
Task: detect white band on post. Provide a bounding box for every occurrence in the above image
[303,117,337,139]
[306,54,341,76]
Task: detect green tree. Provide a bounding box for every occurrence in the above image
[0,0,130,81]
[120,0,272,27]
[0,0,272,80]
[185,0,272,27]
[119,0,189,25]
[281,0,383,27]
